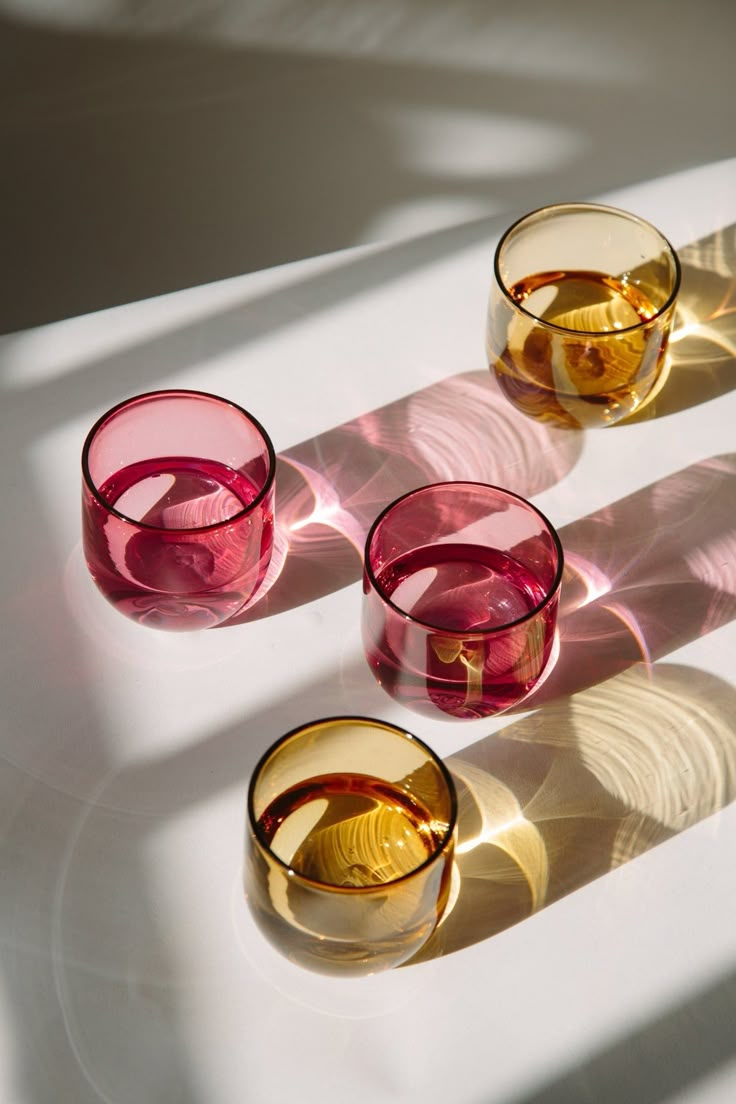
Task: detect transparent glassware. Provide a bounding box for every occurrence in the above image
[82,389,275,630]
[362,481,563,720]
[245,717,457,976]
[487,202,681,427]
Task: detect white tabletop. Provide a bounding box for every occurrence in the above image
[1,158,735,1104]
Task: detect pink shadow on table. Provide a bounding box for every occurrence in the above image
[228,370,582,623]
[526,453,736,707]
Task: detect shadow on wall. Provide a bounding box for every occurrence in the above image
[1,1,735,330]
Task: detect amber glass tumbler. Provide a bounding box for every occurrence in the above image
[487,203,681,427]
[245,717,457,976]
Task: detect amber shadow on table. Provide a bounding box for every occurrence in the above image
[411,453,736,961]
[226,370,581,623]
[628,223,736,421]
[410,661,736,962]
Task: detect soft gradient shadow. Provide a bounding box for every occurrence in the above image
[509,966,736,1104]
[2,5,734,330]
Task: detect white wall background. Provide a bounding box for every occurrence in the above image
[1,0,735,331]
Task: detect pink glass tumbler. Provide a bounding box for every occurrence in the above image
[362,481,563,720]
[82,389,275,630]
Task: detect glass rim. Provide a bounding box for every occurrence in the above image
[493,201,682,337]
[364,480,564,637]
[81,388,277,534]
[247,715,458,893]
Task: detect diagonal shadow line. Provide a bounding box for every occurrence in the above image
[1,223,731,543]
[63,452,736,1005]
[3,12,732,331]
[49,453,736,1082]
[404,454,736,963]
[0,211,504,422]
[1,17,732,1095]
[226,220,734,623]
[9,223,732,1097]
[506,966,736,1104]
[98,453,736,824]
[3,217,734,448]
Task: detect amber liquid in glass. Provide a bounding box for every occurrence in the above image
[494,269,669,427]
[258,772,444,886]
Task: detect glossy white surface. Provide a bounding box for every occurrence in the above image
[1,157,735,1103]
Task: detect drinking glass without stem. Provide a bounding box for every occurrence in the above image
[245,716,457,976]
[82,389,275,630]
[362,481,563,720]
[487,202,681,428]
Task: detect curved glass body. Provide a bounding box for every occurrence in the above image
[362,481,563,720]
[487,203,681,427]
[82,389,275,630]
[245,717,457,976]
